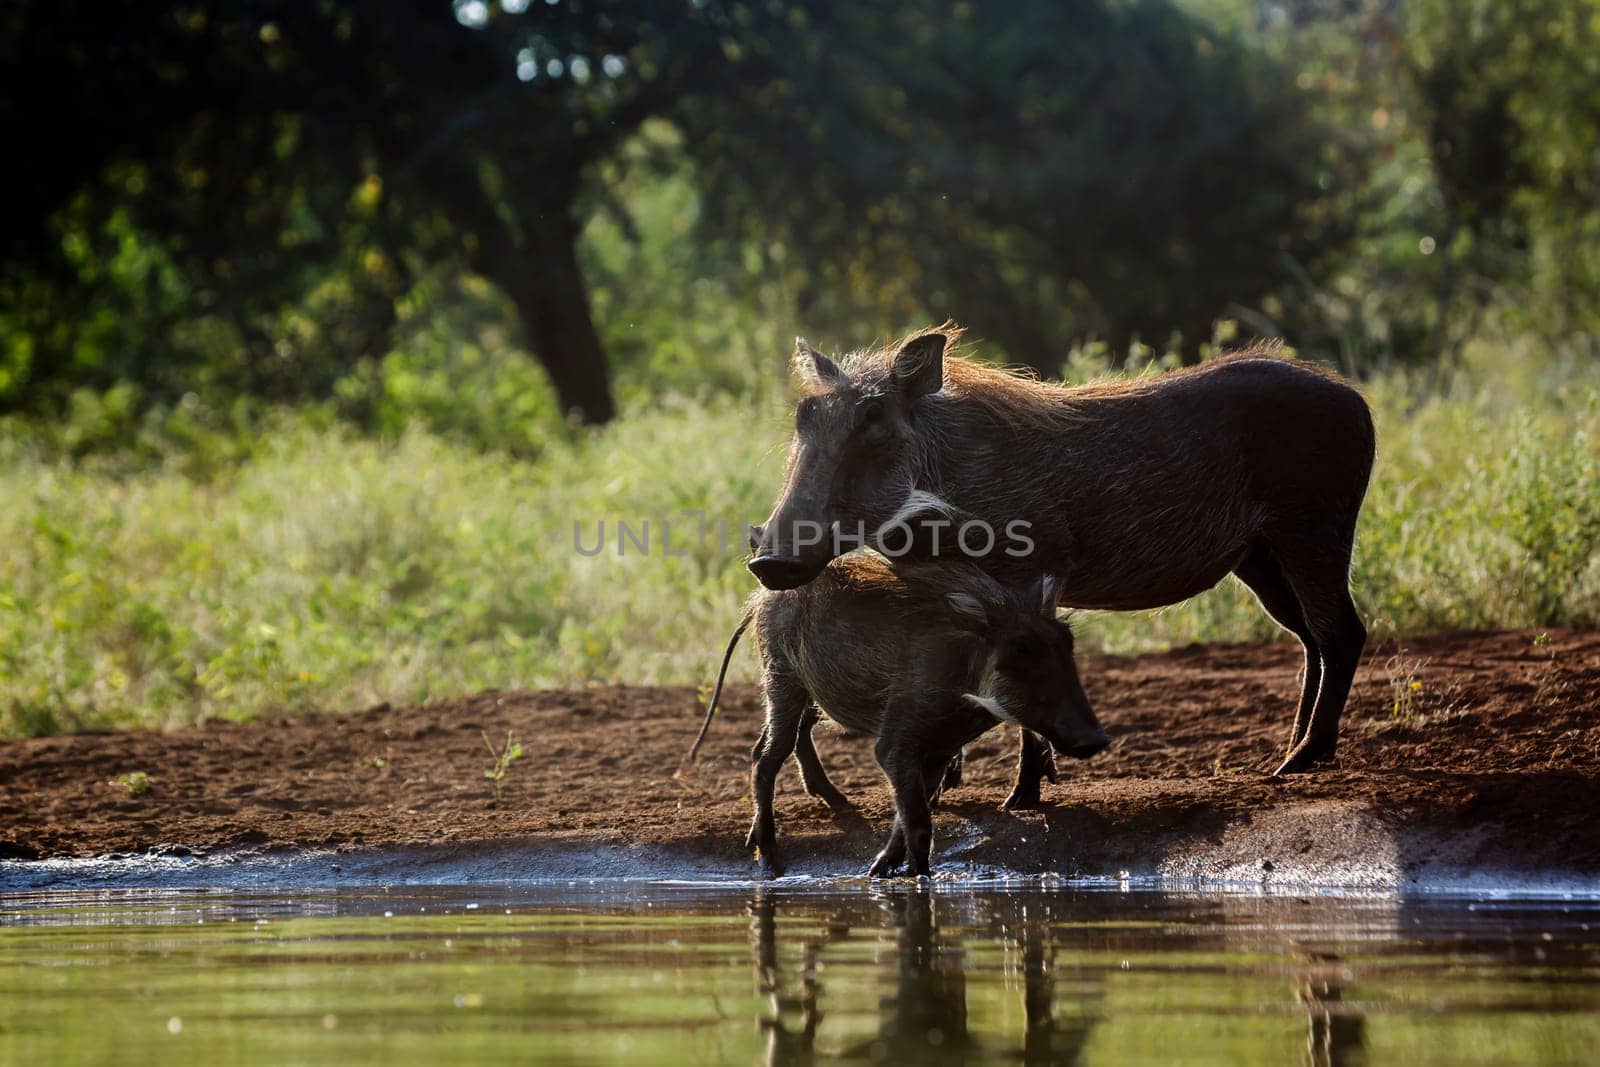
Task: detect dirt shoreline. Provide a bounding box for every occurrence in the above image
[2,629,1597,887]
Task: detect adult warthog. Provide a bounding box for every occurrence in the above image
[748,328,1374,775]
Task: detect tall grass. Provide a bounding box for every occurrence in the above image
[1,337,1596,737]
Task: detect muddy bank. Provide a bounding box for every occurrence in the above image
[2,629,1597,890]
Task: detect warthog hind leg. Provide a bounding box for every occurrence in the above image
[793,705,852,811]
[1234,545,1322,756]
[940,748,965,792]
[1265,538,1366,776]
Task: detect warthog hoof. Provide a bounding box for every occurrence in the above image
[1272,739,1337,776]
[1002,786,1043,811]
[867,855,932,879]
[867,853,900,878]
[757,852,785,879]
[805,783,853,812]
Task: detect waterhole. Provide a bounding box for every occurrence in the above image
[2,882,1597,1063]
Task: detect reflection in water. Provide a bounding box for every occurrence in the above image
[3,885,1598,1065]
[1019,913,1099,1066]
[1295,950,1366,1067]
[751,888,1102,1064]
[751,890,825,1065]
[865,891,970,1061]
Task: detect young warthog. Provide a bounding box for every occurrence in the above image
[748,329,1375,776]
[683,554,1109,877]
[681,646,1062,814]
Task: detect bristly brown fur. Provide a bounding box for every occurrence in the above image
[809,552,1047,625]
[827,328,1310,431]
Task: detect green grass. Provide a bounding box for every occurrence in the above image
[1,336,1597,737]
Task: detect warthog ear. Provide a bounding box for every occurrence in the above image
[946,591,990,629]
[793,337,842,388]
[1035,574,1062,617]
[892,332,947,399]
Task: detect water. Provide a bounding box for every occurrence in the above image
[2,883,1597,1064]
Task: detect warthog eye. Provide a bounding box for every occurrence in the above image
[860,398,884,424]
[1004,634,1045,663]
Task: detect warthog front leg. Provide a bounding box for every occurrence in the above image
[1003,731,1058,810]
[747,672,808,876]
[869,731,954,878]
[793,705,852,811]
[872,757,952,876]
[870,814,909,877]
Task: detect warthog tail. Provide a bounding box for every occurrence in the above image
[674,606,755,777]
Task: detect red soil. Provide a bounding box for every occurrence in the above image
[2,629,1597,880]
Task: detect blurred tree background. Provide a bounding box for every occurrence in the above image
[4,0,1600,736]
[2,0,1596,447]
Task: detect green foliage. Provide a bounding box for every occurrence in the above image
[686,0,1333,366]
[7,0,1598,428]
[1226,0,1600,365]
[115,771,152,797]
[1,0,806,423]
[2,336,1596,738]
[481,729,524,800]
[1350,361,1600,633]
[2,0,1599,738]
[0,388,781,736]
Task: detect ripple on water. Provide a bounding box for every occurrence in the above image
[0,883,1597,1064]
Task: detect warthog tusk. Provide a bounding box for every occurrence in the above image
[874,489,958,540]
[962,691,1019,726]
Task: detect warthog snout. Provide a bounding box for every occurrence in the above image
[747,554,822,590]
[748,514,832,588]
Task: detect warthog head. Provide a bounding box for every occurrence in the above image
[748,331,949,590]
[955,574,1109,759]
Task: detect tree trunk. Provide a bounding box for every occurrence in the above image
[463,193,616,425]
[511,211,616,425]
